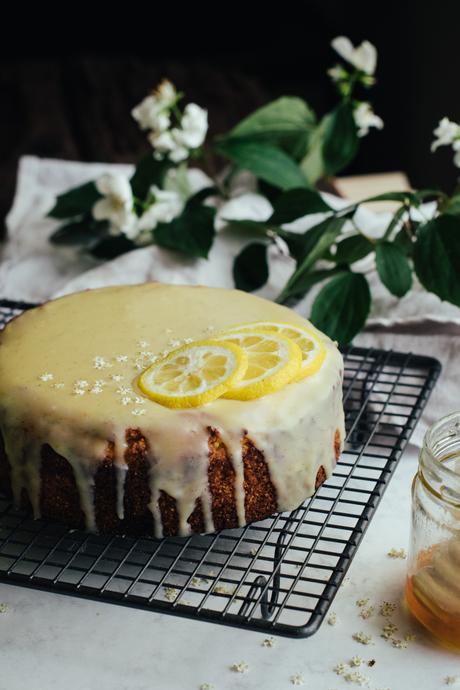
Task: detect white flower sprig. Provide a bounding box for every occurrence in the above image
[328,36,383,139]
[132,80,208,163]
[431,117,460,168]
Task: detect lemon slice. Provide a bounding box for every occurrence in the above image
[215,331,302,400]
[138,339,248,408]
[227,321,326,381]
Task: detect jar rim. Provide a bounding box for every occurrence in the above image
[422,411,460,498]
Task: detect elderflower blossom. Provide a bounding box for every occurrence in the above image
[431,117,460,168]
[354,102,384,138]
[331,36,377,75]
[92,173,138,238]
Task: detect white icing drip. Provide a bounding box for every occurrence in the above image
[115,464,128,521]
[0,284,345,537]
[113,431,128,520]
[148,484,164,539]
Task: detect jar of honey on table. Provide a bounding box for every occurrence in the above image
[406,412,460,650]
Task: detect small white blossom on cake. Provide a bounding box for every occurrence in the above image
[353,102,384,138]
[331,36,377,75]
[431,117,460,167]
[92,173,138,238]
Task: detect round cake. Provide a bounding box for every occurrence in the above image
[0,283,345,538]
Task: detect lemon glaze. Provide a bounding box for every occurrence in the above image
[0,283,345,537]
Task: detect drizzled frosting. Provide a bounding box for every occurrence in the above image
[0,283,344,537]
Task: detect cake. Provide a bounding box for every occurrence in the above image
[0,283,345,538]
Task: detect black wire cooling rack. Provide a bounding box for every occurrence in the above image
[0,299,441,637]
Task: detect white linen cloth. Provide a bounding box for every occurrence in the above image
[1,155,460,689]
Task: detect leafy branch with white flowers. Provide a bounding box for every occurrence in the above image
[47,37,460,344]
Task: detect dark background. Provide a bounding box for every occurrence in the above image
[1,2,459,226]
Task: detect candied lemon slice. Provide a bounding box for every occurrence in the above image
[138,339,248,408]
[227,321,326,381]
[215,331,302,400]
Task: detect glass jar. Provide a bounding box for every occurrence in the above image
[406,412,460,650]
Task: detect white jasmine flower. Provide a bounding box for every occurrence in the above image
[132,97,171,132]
[174,103,208,149]
[131,80,177,132]
[431,117,460,167]
[453,140,460,168]
[332,36,377,75]
[149,130,188,163]
[92,173,137,238]
[353,102,384,137]
[148,103,208,163]
[137,187,184,234]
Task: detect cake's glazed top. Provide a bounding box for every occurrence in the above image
[0,283,344,536]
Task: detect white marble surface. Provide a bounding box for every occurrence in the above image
[1,441,459,690]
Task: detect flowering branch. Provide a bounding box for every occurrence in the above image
[46,37,460,344]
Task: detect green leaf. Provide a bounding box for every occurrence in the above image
[300,114,330,185]
[269,188,332,225]
[443,194,460,217]
[287,216,346,264]
[322,102,359,176]
[216,140,309,191]
[90,235,135,259]
[375,241,412,297]
[393,227,414,256]
[334,235,374,264]
[50,217,109,246]
[277,216,346,301]
[233,243,269,292]
[382,204,407,240]
[130,154,169,200]
[277,267,344,304]
[360,191,418,205]
[223,96,316,158]
[154,204,216,259]
[310,272,371,345]
[223,219,270,234]
[415,189,443,203]
[47,182,101,219]
[414,215,460,306]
